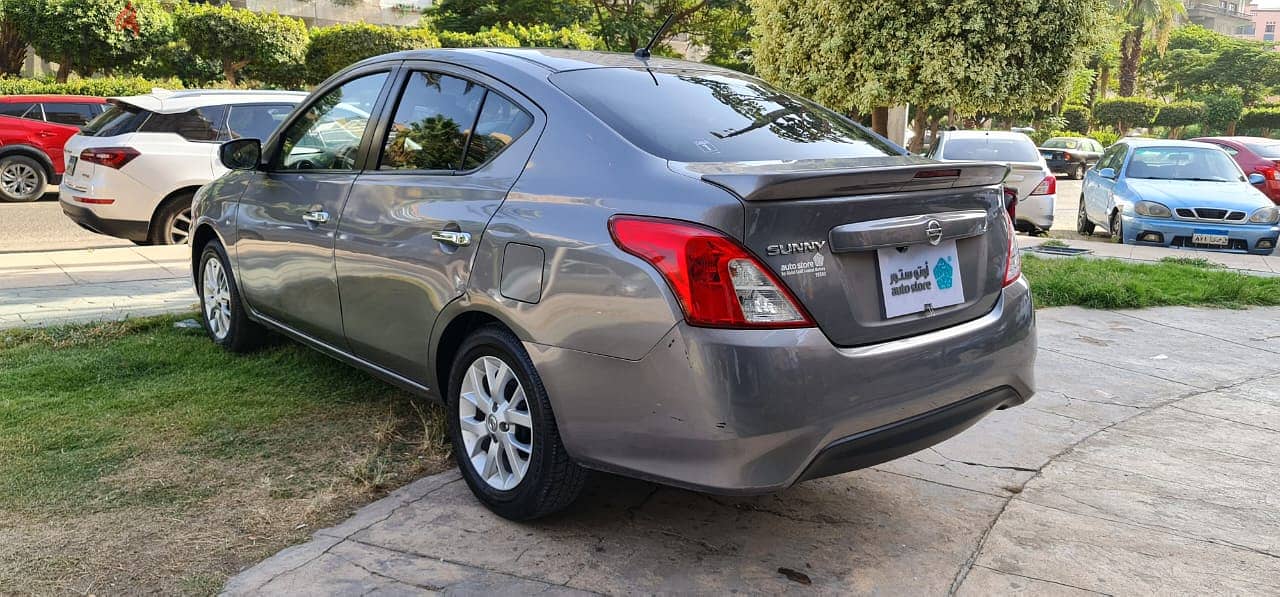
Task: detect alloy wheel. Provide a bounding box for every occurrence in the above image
[458,355,534,491]
[202,258,232,340]
[1,162,40,199]
[168,208,192,244]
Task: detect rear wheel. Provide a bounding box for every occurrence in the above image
[1076,196,1095,236]
[448,325,587,520]
[1070,163,1085,180]
[148,193,194,245]
[0,155,46,202]
[198,240,268,352]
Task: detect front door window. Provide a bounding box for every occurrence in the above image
[277,73,388,171]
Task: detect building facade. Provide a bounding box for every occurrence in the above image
[226,0,433,29]
[1184,1,1255,35]
[1240,2,1280,41]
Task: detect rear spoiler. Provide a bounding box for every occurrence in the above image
[700,162,1010,202]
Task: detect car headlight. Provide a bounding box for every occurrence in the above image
[1134,200,1171,218]
[1249,206,1280,224]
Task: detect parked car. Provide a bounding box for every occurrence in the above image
[1191,136,1280,204]
[59,89,305,244]
[928,130,1055,233]
[0,95,107,202]
[1079,139,1278,254]
[1038,136,1104,180]
[192,49,1036,520]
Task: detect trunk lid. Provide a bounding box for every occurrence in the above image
[1004,162,1049,199]
[676,157,1012,347]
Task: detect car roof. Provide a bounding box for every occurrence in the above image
[942,130,1032,140]
[1118,138,1222,150]
[350,47,734,76]
[110,89,309,114]
[1194,136,1278,145]
[0,95,106,103]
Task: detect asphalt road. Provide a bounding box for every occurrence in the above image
[0,193,132,253]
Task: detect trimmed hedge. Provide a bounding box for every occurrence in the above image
[0,76,183,97]
[1153,101,1206,128]
[1240,107,1280,132]
[1061,104,1090,133]
[307,23,441,83]
[1092,97,1161,131]
[489,23,600,50]
[438,29,520,48]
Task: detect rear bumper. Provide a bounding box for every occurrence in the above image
[1045,158,1078,173]
[1122,214,1279,255]
[1017,193,1054,230]
[526,277,1036,494]
[60,200,149,242]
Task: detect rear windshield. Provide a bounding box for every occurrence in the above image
[1245,142,1280,159]
[550,68,898,162]
[81,103,151,137]
[942,136,1041,163]
[1042,138,1083,150]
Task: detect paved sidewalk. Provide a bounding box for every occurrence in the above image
[1020,234,1280,274]
[0,245,194,329]
[224,306,1280,596]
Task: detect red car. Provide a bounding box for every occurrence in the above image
[0,95,107,202]
[1192,136,1280,205]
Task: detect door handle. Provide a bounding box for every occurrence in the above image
[431,230,471,247]
[302,210,329,224]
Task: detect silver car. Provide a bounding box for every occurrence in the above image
[930,130,1057,233]
[192,50,1036,520]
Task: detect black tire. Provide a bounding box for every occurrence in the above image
[1076,196,1095,236]
[1070,163,1085,180]
[1110,211,1124,243]
[147,192,195,245]
[197,239,268,353]
[448,324,587,521]
[0,155,47,202]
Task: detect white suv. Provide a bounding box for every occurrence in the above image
[60,89,305,244]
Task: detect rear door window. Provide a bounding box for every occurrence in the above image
[551,68,897,162]
[139,105,228,142]
[941,137,1041,163]
[225,104,294,141]
[1245,142,1280,159]
[462,92,532,170]
[379,72,486,171]
[0,102,38,119]
[81,103,151,137]
[42,102,102,127]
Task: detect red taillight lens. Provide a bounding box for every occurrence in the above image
[1003,187,1018,222]
[1062,152,1073,161]
[1261,166,1279,181]
[1032,175,1056,195]
[609,216,814,329]
[80,147,139,169]
[1002,209,1022,288]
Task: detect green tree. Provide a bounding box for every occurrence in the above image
[1240,107,1280,136]
[175,3,307,85]
[590,1,712,52]
[750,0,1106,138]
[1148,26,1280,106]
[1152,100,1205,138]
[11,0,173,83]
[690,0,752,72]
[1062,104,1092,132]
[1092,97,1161,132]
[488,22,600,49]
[427,0,593,32]
[307,23,441,84]
[437,29,520,48]
[0,0,37,75]
[1200,91,1244,135]
[1110,0,1183,97]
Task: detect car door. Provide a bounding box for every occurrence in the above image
[334,63,541,383]
[235,68,395,347]
[1085,144,1126,223]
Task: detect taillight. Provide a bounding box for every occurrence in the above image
[1032,175,1056,196]
[609,216,814,329]
[1062,152,1073,161]
[1003,187,1018,222]
[1002,210,1022,287]
[80,147,139,169]
[1261,166,1279,181]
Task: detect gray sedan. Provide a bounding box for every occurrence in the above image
[192,49,1036,520]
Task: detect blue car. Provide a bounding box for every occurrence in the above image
[1079,139,1278,255]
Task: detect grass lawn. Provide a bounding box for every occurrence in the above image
[0,316,449,595]
[1022,255,1280,309]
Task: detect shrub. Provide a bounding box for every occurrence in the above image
[1089,128,1121,147]
[1061,104,1091,132]
[176,3,308,85]
[1092,97,1161,132]
[488,22,600,50]
[1240,107,1280,133]
[307,23,441,83]
[1154,101,1206,138]
[0,75,182,97]
[1201,93,1244,132]
[1030,129,1085,145]
[437,29,520,48]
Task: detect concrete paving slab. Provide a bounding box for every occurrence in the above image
[955,565,1103,597]
[0,266,75,290]
[1111,306,1280,355]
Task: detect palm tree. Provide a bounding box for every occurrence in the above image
[1112,0,1184,97]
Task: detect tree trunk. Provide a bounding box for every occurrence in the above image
[1097,63,1111,101]
[1226,120,1237,136]
[928,117,940,152]
[1118,24,1144,97]
[223,59,237,85]
[55,59,71,83]
[0,19,26,76]
[871,106,889,137]
[909,106,926,153]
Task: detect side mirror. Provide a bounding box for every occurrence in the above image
[1097,167,1117,180]
[220,138,261,171]
[1249,172,1266,186]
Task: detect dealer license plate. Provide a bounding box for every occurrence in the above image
[876,240,965,319]
[1192,229,1229,246]
[66,156,77,177]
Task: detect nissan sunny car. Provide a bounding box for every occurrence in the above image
[191,49,1037,519]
